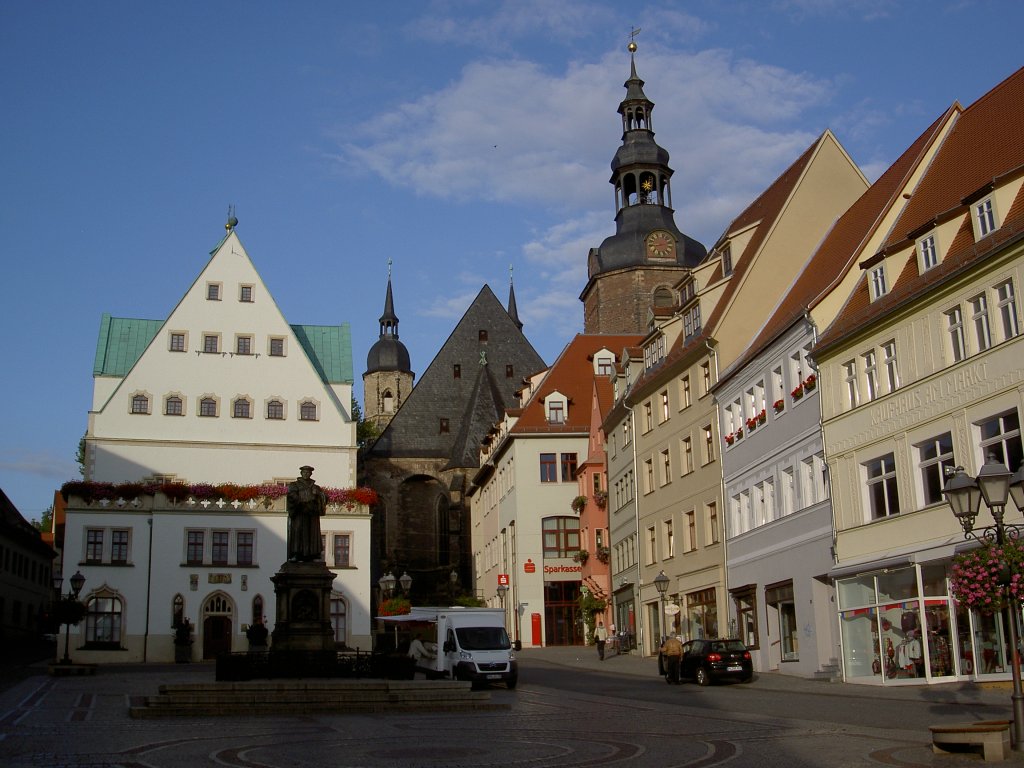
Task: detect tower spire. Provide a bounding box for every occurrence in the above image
[507,264,522,331]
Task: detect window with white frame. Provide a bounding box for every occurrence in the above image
[700,362,711,395]
[660,448,671,486]
[970,293,992,352]
[781,467,795,517]
[882,340,899,392]
[996,280,1020,341]
[643,458,654,494]
[844,360,859,409]
[596,355,614,376]
[918,234,938,271]
[547,398,565,424]
[772,366,784,410]
[917,433,955,507]
[702,424,715,464]
[722,245,733,276]
[644,335,666,369]
[945,306,966,362]
[685,510,697,552]
[863,350,878,402]
[869,264,888,300]
[752,483,765,528]
[978,411,1023,472]
[643,401,653,432]
[645,526,656,565]
[865,453,900,520]
[679,374,691,409]
[660,390,670,422]
[663,519,674,559]
[975,197,996,237]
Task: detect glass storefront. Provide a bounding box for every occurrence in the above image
[837,563,1017,684]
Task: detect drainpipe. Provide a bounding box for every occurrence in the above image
[628,403,644,655]
[143,513,154,662]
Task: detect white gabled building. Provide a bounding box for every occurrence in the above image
[62,222,371,663]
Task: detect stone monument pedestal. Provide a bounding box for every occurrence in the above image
[270,561,336,654]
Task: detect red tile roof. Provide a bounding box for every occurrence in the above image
[816,66,1024,354]
[511,335,642,434]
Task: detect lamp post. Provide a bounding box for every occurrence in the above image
[944,455,1024,750]
[52,570,86,665]
[378,571,397,599]
[653,570,669,646]
[496,583,508,630]
[449,568,458,603]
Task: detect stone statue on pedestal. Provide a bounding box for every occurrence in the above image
[287,465,326,562]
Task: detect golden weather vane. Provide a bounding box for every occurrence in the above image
[629,26,641,53]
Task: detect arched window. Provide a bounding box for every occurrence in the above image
[199,397,218,417]
[165,396,183,416]
[653,287,674,307]
[233,398,251,419]
[131,394,149,414]
[383,390,394,413]
[299,401,318,421]
[330,595,347,645]
[267,400,284,420]
[86,594,123,646]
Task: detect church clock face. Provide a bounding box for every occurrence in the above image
[646,230,675,260]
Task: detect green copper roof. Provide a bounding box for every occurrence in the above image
[93,314,162,376]
[92,315,352,385]
[291,323,353,383]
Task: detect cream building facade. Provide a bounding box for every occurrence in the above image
[814,67,1024,684]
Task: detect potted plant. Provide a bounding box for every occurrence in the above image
[735,427,744,440]
[746,416,758,432]
[573,549,590,565]
[791,383,804,400]
[803,374,817,391]
[757,408,766,424]
[593,490,608,509]
[595,546,611,564]
[570,495,588,514]
[950,541,1024,612]
[724,433,735,446]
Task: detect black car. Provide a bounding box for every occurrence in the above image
[679,638,753,685]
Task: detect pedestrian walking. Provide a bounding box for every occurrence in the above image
[594,621,609,660]
[661,634,683,684]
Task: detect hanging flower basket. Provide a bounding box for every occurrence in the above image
[593,490,608,509]
[573,549,590,564]
[949,540,1024,613]
[571,495,588,513]
[595,546,610,564]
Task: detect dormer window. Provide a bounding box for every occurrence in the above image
[596,356,613,376]
[722,245,733,276]
[976,197,996,237]
[644,335,666,370]
[869,264,888,301]
[546,392,568,424]
[918,234,938,272]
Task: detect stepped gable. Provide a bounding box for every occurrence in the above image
[366,284,545,467]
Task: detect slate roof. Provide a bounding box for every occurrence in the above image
[720,108,954,382]
[366,285,546,469]
[92,315,353,384]
[511,334,643,435]
[816,66,1024,354]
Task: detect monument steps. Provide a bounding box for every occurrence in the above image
[129,679,503,718]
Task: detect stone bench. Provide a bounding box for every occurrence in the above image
[930,720,1011,762]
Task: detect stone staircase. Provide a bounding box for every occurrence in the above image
[129,679,504,718]
[814,658,842,682]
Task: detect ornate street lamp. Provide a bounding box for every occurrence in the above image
[653,570,669,644]
[496,583,508,607]
[378,571,396,598]
[398,571,413,594]
[54,570,86,665]
[945,455,1024,750]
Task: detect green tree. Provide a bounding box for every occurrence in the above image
[31,505,53,533]
[352,397,379,449]
[75,433,86,477]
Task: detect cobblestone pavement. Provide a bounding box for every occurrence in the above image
[0,649,1021,767]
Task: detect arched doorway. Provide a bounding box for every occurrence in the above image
[201,592,234,659]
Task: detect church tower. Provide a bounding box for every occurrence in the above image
[362,263,414,432]
[581,41,706,334]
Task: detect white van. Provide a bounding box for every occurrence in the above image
[406,607,517,689]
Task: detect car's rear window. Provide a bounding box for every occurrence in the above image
[711,640,746,652]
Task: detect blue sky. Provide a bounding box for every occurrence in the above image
[2,0,1021,521]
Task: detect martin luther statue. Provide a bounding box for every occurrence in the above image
[286,465,327,562]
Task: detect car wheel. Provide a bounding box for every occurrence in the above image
[506,675,518,690]
[696,666,711,687]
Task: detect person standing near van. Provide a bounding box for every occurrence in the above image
[594,621,609,660]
